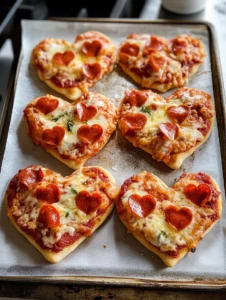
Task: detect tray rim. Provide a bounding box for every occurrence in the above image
[0,18,226,290]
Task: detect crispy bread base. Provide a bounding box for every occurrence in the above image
[118,63,201,93]
[5,166,118,263]
[139,115,214,170]
[23,95,117,170]
[38,70,84,101]
[117,175,222,267]
[118,87,214,169]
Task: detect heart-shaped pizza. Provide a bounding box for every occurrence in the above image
[118,87,214,169]
[118,34,205,92]
[5,165,118,263]
[32,31,116,100]
[116,171,222,267]
[23,93,117,170]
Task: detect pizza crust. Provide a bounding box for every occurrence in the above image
[32,31,116,101]
[5,166,118,263]
[116,172,222,267]
[139,115,214,170]
[118,88,214,169]
[37,70,84,101]
[23,94,117,170]
[5,194,114,263]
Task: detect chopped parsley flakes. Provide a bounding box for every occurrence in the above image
[52,112,68,122]
[71,188,77,194]
[158,230,168,241]
[141,106,152,115]
[67,120,74,132]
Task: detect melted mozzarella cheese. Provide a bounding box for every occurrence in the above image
[121,173,216,253]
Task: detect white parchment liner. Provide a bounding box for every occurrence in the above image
[0,20,225,280]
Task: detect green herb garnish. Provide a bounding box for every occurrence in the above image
[52,112,68,122]
[67,120,74,132]
[141,106,152,115]
[158,230,168,241]
[71,188,77,194]
[65,212,69,218]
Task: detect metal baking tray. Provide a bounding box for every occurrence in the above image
[0,19,225,290]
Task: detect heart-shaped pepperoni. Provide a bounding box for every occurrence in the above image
[165,205,193,231]
[184,184,211,207]
[52,51,75,66]
[159,122,178,140]
[167,105,189,124]
[81,40,102,57]
[42,126,65,146]
[148,55,166,71]
[36,184,60,204]
[121,113,147,135]
[124,90,148,107]
[82,63,101,80]
[18,168,44,192]
[35,97,59,115]
[77,124,103,144]
[76,102,97,121]
[38,205,60,228]
[170,38,187,55]
[76,191,102,214]
[128,194,156,218]
[120,43,140,57]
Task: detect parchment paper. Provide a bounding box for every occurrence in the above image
[0,20,225,281]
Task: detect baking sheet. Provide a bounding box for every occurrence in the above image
[0,20,225,282]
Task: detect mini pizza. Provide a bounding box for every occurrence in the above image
[118,34,205,92]
[32,31,116,100]
[23,93,117,170]
[116,171,222,267]
[5,165,118,263]
[118,88,214,169]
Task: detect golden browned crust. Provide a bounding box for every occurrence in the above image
[5,166,118,263]
[117,34,205,92]
[118,87,214,169]
[32,31,116,100]
[23,94,118,170]
[116,171,222,267]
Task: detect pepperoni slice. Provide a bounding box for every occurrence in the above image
[42,126,65,146]
[36,184,60,204]
[82,63,101,80]
[165,205,192,231]
[83,167,109,183]
[148,55,166,71]
[18,168,44,192]
[76,102,97,121]
[52,51,75,66]
[124,90,148,107]
[76,191,102,214]
[184,184,211,207]
[81,40,102,57]
[159,122,178,140]
[120,43,140,57]
[144,36,164,55]
[35,97,59,115]
[149,36,164,51]
[38,205,60,228]
[170,38,187,55]
[166,105,189,124]
[51,73,80,88]
[128,194,156,218]
[77,124,103,144]
[121,113,147,135]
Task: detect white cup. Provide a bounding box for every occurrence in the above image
[162,0,208,14]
